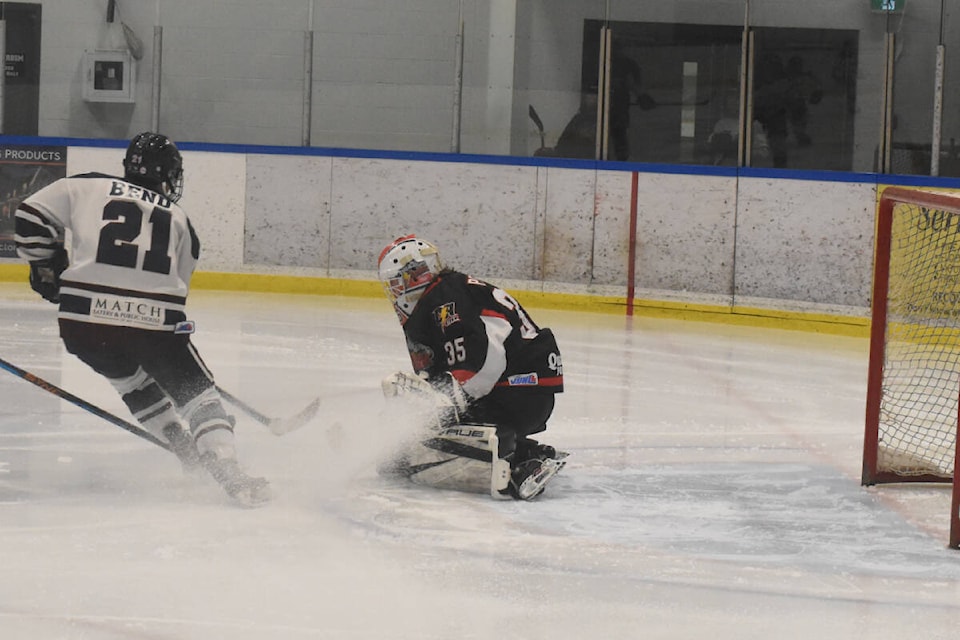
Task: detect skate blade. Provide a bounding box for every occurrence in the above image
[516,457,566,500]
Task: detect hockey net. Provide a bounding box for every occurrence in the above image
[862,186,960,548]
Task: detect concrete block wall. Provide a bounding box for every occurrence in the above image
[734,178,876,307]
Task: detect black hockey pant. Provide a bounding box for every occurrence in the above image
[59,319,217,414]
[460,391,556,460]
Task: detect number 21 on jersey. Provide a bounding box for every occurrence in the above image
[96,200,173,275]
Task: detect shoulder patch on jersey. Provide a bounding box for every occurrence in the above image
[433,302,460,330]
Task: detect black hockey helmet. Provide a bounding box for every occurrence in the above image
[123,132,184,203]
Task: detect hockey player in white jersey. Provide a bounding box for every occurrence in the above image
[14,132,270,507]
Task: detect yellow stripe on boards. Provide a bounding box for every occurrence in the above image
[0,264,868,337]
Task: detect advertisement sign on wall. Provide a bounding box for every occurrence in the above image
[0,145,67,258]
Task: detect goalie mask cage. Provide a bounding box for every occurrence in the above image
[862,186,960,549]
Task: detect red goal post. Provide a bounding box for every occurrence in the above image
[862,186,960,548]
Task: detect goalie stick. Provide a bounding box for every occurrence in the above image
[0,355,170,451]
[215,385,320,436]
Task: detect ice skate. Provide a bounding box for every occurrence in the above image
[200,452,271,507]
[507,456,567,500]
[517,437,566,462]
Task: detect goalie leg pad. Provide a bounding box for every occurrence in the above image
[383,424,510,498]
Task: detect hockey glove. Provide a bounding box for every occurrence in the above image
[381,370,471,424]
[381,370,433,398]
[28,246,68,304]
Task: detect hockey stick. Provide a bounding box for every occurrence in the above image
[0,355,170,451]
[215,385,319,436]
[529,104,546,149]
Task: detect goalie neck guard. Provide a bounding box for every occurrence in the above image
[377,234,443,324]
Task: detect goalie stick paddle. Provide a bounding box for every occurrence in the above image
[215,385,320,436]
[0,355,171,451]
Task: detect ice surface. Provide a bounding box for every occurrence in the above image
[1,284,959,640]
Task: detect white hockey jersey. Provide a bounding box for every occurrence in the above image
[15,173,200,331]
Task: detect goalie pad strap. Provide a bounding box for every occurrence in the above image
[422,435,493,462]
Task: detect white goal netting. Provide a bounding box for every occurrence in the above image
[875,195,960,478]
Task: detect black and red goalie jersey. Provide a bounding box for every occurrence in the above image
[400,269,563,404]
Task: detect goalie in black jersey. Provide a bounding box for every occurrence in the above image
[14,132,270,507]
[378,234,566,500]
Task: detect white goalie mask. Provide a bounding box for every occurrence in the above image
[378,234,443,324]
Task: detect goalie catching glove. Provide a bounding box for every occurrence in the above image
[381,370,471,424]
[29,245,68,304]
